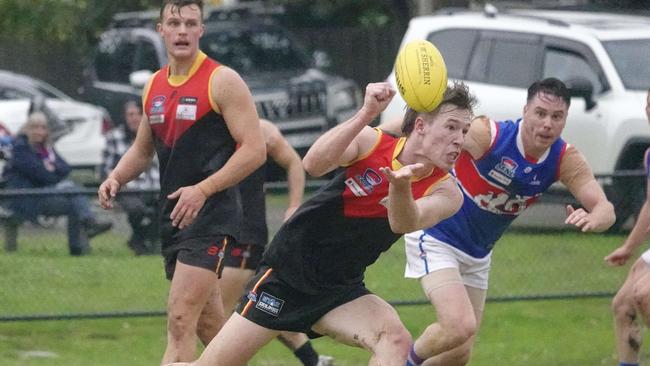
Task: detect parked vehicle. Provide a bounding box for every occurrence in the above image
[79,5,362,160]
[381,7,650,229]
[0,70,108,171]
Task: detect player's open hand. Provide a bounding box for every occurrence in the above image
[380,163,425,187]
[604,245,633,266]
[362,82,396,118]
[565,204,598,232]
[168,185,207,229]
[98,177,121,210]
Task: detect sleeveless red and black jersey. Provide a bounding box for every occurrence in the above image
[263,129,450,294]
[143,52,241,246]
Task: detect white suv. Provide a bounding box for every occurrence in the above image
[381,7,650,229]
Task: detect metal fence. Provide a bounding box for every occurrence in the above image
[0,176,641,321]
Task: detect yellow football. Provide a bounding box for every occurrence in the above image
[394,40,448,112]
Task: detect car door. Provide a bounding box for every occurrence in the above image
[541,36,609,174]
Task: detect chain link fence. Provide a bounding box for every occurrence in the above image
[0,177,641,321]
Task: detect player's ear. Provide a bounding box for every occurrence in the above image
[415,117,425,133]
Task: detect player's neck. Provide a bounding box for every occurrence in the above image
[168,52,199,76]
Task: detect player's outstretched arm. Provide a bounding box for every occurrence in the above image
[605,179,650,266]
[560,147,615,232]
[261,119,305,220]
[380,166,462,233]
[303,82,395,177]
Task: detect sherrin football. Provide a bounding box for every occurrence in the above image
[394,40,448,112]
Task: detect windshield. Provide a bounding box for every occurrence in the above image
[602,39,650,91]
[200,27,309,74]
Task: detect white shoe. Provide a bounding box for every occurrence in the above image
[316,355,335,366]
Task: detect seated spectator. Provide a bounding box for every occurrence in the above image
[4,111,112,255]
[102,100,159,255]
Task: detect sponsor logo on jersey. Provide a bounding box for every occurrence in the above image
[255,292,284,317]
[345,168,383,197]
[488,156,518,186]
[495,156,518,178]
[176,103,197,121]
[530,174,541,186]
[151,96,166,114]
[149,114,164,125]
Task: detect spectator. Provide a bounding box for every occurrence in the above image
[103,100,160,255]
[4,111,112,255]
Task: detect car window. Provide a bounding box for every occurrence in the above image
[201,27,309,74]
[96,36,137,83]
[543,48,603,93]
[133,39,159,72]
[603,39,650,91]
[484,34,541,88]
[0,87,32,100]
[427,29,478,79]
[467,38,491,82]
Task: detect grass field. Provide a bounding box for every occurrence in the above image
[0,198,645,365]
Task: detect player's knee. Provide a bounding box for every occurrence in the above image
[441,314,477,348]
[611,290,631,319]
[632,285,650,313]
[373,324,411,358]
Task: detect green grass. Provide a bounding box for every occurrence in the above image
[0,196,642,365]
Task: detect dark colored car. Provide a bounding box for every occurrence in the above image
[79,6,362,161]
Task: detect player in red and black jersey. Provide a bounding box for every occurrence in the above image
[97,1,266,364]
[175,81,477,366]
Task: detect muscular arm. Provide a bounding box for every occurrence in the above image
[108,115,156,184]
[463,115,492,159]
[382,168,463,234]
[560,147,615,232]
[261,119,305,219]
[303,82,396,177]
[196,67,266,196]
[605,151,650,265]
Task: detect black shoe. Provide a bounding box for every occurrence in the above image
[84,219,112,239]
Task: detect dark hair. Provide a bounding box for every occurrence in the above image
[123,99,142,113]
[527,77,570,107]
[160,0,204,21]
[401,81,476,136]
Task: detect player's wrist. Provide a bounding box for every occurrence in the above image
[107,172,124,186]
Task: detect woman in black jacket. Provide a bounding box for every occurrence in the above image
[4,111,111,255]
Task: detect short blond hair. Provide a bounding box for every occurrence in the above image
[21,111,49,141]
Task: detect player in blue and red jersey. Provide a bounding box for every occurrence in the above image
[172,81,476,366]
[384,78,615,366]
[97,1,266,364]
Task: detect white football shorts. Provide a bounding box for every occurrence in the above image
[404,230,491,290]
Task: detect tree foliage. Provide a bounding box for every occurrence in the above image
[0,0,158,45]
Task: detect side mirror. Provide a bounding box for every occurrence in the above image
[129,70,153,89]
[312,50,332,70]
[565,77,597,111]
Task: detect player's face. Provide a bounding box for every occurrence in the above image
[125,105,142,133]
[418,104,471,171]
[521,92,568,156]
[157,4,204,61]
